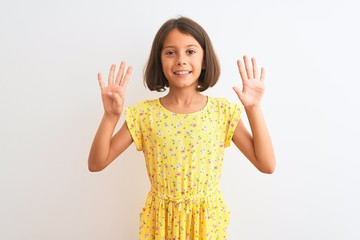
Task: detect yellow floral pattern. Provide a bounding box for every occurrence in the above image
[125,97,242,240]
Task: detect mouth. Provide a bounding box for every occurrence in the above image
[174,70,191,75]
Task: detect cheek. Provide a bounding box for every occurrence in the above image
[162,63,170,74]
[161,63,172,78]
[161,58,171,70]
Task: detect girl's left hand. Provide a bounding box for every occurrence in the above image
[233,56,265,107]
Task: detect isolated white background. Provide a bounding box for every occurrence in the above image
[1,0,359,239]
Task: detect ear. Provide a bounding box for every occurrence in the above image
[202,61,206,70]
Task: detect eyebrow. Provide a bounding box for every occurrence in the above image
[162,44,200,49]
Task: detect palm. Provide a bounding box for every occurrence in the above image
[98,62,132,116]
[101,84,124,114]
[234,56,265,107]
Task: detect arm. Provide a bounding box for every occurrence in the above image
[232,56,276,174]
[88,62,133,172]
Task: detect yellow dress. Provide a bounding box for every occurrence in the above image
[125,97,242,240]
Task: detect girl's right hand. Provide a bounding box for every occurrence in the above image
[98,62,132,117]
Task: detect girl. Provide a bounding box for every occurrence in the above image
[89,17,275,240]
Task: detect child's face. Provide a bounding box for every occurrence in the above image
[161,29,204,91]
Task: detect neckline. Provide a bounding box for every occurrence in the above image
[157,96,210,115]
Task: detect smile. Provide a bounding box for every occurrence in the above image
[174,71,191,75]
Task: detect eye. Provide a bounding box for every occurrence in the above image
[165,50,175,55]
[187,49,196,54]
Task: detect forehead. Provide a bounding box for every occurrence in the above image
[163,29,201,48]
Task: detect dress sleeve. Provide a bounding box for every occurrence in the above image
[125,104,143,151]
[224,102,243,148]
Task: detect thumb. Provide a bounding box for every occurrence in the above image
[233,86,243,100]
[111,92,123,107]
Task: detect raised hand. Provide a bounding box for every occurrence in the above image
[98,61,132,116]
[233,56,265,107]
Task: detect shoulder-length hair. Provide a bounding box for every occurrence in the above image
[144,17,220,92]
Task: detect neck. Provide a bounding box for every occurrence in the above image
[160,89,208,114]
[164,88,203,104]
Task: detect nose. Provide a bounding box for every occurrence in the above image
[177,60,186,66]
[177,56,187,66]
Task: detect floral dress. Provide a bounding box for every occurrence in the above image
[125,97,242,240]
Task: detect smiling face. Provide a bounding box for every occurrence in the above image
[161,29,204,91]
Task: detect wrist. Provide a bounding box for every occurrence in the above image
[103,112,121,121]
[244,104,262,111]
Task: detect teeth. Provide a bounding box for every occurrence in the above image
[175,71,190,75]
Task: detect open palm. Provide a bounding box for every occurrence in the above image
[233,56,265,107]
[98,62,132,116]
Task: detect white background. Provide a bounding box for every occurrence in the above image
[1,0,359,239]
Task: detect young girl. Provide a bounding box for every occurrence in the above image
[89,17,275,240]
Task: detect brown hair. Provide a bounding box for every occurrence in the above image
[144,17,220,92]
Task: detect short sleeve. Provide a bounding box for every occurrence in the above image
[125,105,143,151]
[224,102,243,147]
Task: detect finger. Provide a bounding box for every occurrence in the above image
[251,57,259,79]
[233,86,241,97]
[98,73,105,90]
[237,59,248,82]
[260,67,265,82]
[243,55,253,79]
[108,64,116,86]
[115,61,125,85]
[112,92,122,108]
[120,66,133,88]
[233,86,244,101]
